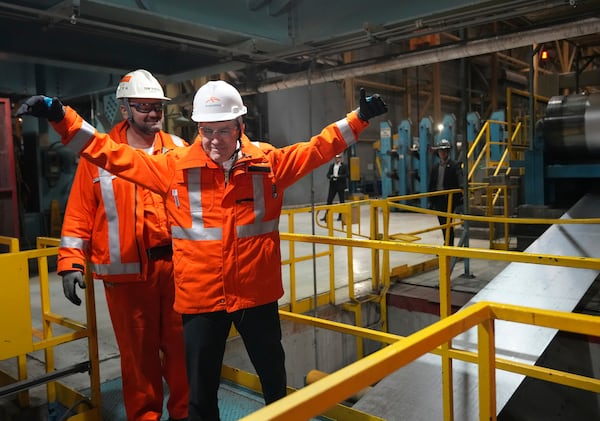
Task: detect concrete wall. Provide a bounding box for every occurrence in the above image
[266,82,343,206]
[266,82,383,207]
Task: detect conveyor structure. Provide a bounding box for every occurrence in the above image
[526,92,600,205]
[352,192,600,420]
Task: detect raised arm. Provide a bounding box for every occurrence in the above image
[17,96,175,196]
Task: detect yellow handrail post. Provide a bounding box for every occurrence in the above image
[327,210,337,305]
[83,270,102,417]
[380,200,391,292]
[369,201,381,290]
[345,203,356,302]
[287,212,298,313]
[478,317,497,421]
[439,252,454,420]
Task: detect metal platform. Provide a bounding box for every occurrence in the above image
[353,193,600,420]
[74,377,266,421]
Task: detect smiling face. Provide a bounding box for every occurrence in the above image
[121,97,164,136]
[198,119,242,164]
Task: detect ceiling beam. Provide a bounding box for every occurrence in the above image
[254,18,600,94]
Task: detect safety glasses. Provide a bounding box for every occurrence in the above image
[199,126,238,138]
[128,102,165,113]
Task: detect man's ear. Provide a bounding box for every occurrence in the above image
[119,104,129,120]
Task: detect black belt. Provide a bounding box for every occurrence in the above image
[146,244,173,260]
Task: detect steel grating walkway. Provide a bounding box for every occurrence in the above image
[53,377,266,420]
[56,377,329,420]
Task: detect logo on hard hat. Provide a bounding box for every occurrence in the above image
[205,96,221,104]
[120,75,132,83]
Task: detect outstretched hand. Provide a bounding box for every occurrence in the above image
[16,95,65,122]
[357,88,388,121]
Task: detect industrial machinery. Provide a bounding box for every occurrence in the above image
[526,92,600,206]
[377,114,457,209]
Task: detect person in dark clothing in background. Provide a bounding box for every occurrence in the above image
[428,139,463,246]
[321,153,348,221]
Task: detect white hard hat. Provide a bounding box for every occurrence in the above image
[437,139,452,150]
[191,80,247,122]
[115,69,170,100]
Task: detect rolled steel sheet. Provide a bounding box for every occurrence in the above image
[543,93,600,162]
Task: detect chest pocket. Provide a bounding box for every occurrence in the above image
[171,167,223,241]
[233,167,279,238]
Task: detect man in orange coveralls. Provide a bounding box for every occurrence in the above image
[17,81,387,421]
[55,69,189,421]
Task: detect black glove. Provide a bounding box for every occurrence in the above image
[16,95,65,122]
[62,270,86,306]
[357,88,388,121]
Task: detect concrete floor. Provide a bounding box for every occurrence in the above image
[0,207,509,420]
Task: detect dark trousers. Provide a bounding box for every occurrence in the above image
[437,214,455,246]
[323,180,346,220]
[326,180,345,205]
[431,196,455,246]
[182,301,287,421]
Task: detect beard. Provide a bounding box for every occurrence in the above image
[133,119,162,136]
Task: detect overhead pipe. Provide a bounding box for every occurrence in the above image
[254,18,600,94]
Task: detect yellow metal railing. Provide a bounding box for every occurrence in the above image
[241,301,600,421]
[278,197,600,356]
[275,202,600,410]
[3,200,599,420]
[466,89,550,250]
[0,237,101,420]
[0,235,20,253]
[0,235,27,407]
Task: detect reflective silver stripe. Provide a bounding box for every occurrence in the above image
[171,168,222,241]
[237,218,279,237]
[98,167,122,265]
[65,120,96,153]
[335,118,355,147]
[92,262,141,275]
[162,134,186,153]
[60,235,88,250]
[171,135,186,147]
[237,175,279,238]
[96,167,142,274]
[61,171,141,275]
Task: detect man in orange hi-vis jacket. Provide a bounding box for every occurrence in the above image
[17,81,387,421]
[55,70,189,421]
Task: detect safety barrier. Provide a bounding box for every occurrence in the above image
[279,197,600,358]
[3,198,598,420]
[266,211,600,420]
[0,236,101,420]
[0,235,19,253]
[240,301,600,420]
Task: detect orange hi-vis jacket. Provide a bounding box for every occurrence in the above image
[57,120,187,282]
[53,106,369,313]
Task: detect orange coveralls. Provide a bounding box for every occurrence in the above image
[54,108,368,315]
[57,120,189,421]
[53,107,367,418]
